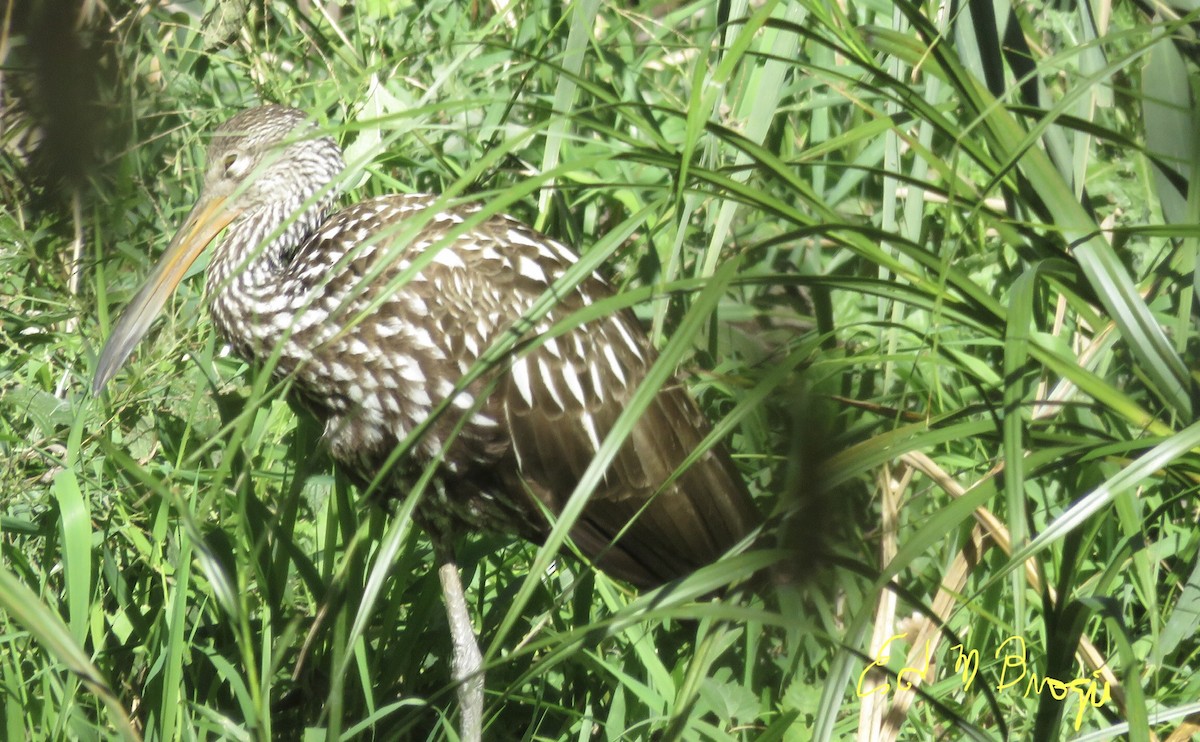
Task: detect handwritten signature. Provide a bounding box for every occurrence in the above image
[857,633,1110,730]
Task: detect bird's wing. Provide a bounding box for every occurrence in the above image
[500,299,759,587]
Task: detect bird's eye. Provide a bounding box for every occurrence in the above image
[222,152,248,178]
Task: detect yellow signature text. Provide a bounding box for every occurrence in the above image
[857,633,1110,731]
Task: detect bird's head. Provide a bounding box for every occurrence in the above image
[92,105,345,393]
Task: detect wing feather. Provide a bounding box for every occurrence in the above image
[504,308,759,587]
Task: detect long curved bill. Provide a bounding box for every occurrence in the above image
[92,193,242,394]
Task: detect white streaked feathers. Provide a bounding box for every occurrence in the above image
[517,255,547,283]
[408,386,432,407]
[611,319,644,361]
[578,411,601,451]
[560,364,587,406]
[511,357,534,406]
[432,247,467,269]
[588,361,605,400]
[399,360,425,384]
[602,344,626,387]
[537,357,565,410]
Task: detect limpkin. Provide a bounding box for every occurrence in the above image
[93,104,760,737]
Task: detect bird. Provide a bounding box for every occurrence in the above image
[92,104,761,739]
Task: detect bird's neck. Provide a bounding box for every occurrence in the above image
[205,196,334,355]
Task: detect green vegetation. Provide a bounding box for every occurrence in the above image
[3,0,1200,739]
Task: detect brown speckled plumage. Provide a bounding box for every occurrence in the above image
[95,104,759,587]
